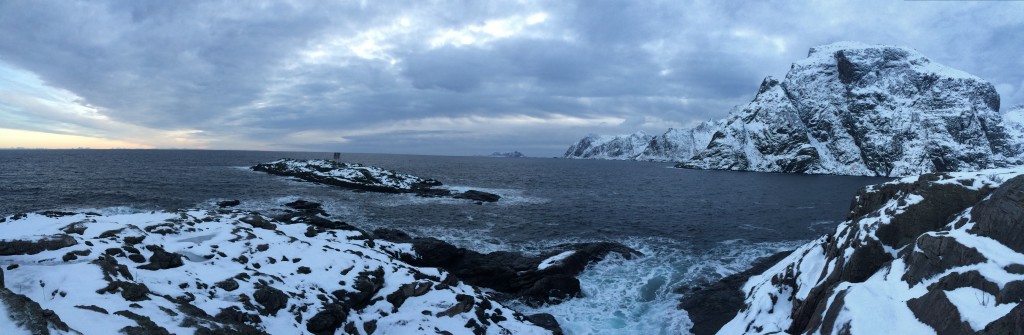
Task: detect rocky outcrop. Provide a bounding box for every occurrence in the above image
[677,250,793,335]
[372,228,642,306]
[252,158,502,202]
[713,167,1024,334]
[566,42,1023,176]
[0,202,565,334]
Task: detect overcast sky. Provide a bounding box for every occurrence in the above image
[1,0,1022,156]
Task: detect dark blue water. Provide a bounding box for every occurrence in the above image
[0,149,888,334]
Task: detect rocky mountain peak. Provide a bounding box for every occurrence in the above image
[566,42,1022,176]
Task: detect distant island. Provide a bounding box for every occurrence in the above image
[488,151,525,158]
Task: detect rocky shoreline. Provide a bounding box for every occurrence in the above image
[252,159,502,203]
[681,167,1024,334]
[0,199,637,334]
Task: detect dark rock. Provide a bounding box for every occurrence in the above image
[437,294,475,317]
[217,200,241,208]
[519,275,580,303]
[452,190,501,203]
[363,320,377,335]
[297,266,312,274]
[968,175,1024,253]
[526,313,564,335]
[1007,264,1024,275]
[128,254,146,263]
[253,285,289,316]
[75,305,109,314]
[138,245,185,270]
[123,236,146,245]
[216,279,240,292]
[306,304,348,335]
[5,264,17,271]
[906,290,974,335]
[285,200,328,216]
[901,235,986,285]
[119,282,151,302]
[39,211,76,218]
[926,270,1000,297]
[215,307,261,325]
[998,280,1024,304]
[256,244,269,252]
[239,214,277,230]
[0,235,78,256]
[115,310,172,335]
[374,230,641,305]
[678,250,793,335]
[386,281,433,311]
[0,287,76,334]
[339,267,385,310]
[105,248,126,257]
[981,303,1024,334]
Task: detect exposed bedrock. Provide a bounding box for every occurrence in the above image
[372,228,643,306]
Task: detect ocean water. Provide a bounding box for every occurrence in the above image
[0,149,888,334]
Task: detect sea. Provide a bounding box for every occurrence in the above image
[0,149,889,334]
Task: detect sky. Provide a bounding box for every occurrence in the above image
[1,0,1022,156]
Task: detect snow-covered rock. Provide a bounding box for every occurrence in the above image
[714,167,1024,334]
[252,159,441,193]
[0,203,558,335]
[562,131,652,160]
[252,159,501,202]
[566,42,1023,176]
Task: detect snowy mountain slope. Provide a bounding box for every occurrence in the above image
[634,121,720,162]
[0,204,559,335]
[565,42,1022,176]
[562,131,652,160]
[716,167,1024,334]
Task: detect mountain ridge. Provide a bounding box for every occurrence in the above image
[565,42,1022,177]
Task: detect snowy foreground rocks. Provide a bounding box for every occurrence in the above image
[252,159,501,203]
[0,200,638,334]
[565,42,1022,177]
[683,167,1024,334]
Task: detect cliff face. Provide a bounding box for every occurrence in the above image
[566,42,1022,176]
[717,167,1024,334]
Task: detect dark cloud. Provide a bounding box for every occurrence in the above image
[0,0,1022,155]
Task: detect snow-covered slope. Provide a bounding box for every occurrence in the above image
[1005,105,1024,155]
[566,42,1022,176]
[717,167,1024,334]
[563,131,652,160]
[0,204,557,334]
[635,121,720,162]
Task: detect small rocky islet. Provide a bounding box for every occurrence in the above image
[251,159,502,203]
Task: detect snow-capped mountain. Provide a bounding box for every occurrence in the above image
[565,42,1022,176]
[709,167,1024,334]
[562,131,652,160]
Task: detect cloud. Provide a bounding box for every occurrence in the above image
[0,0,1022,155]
